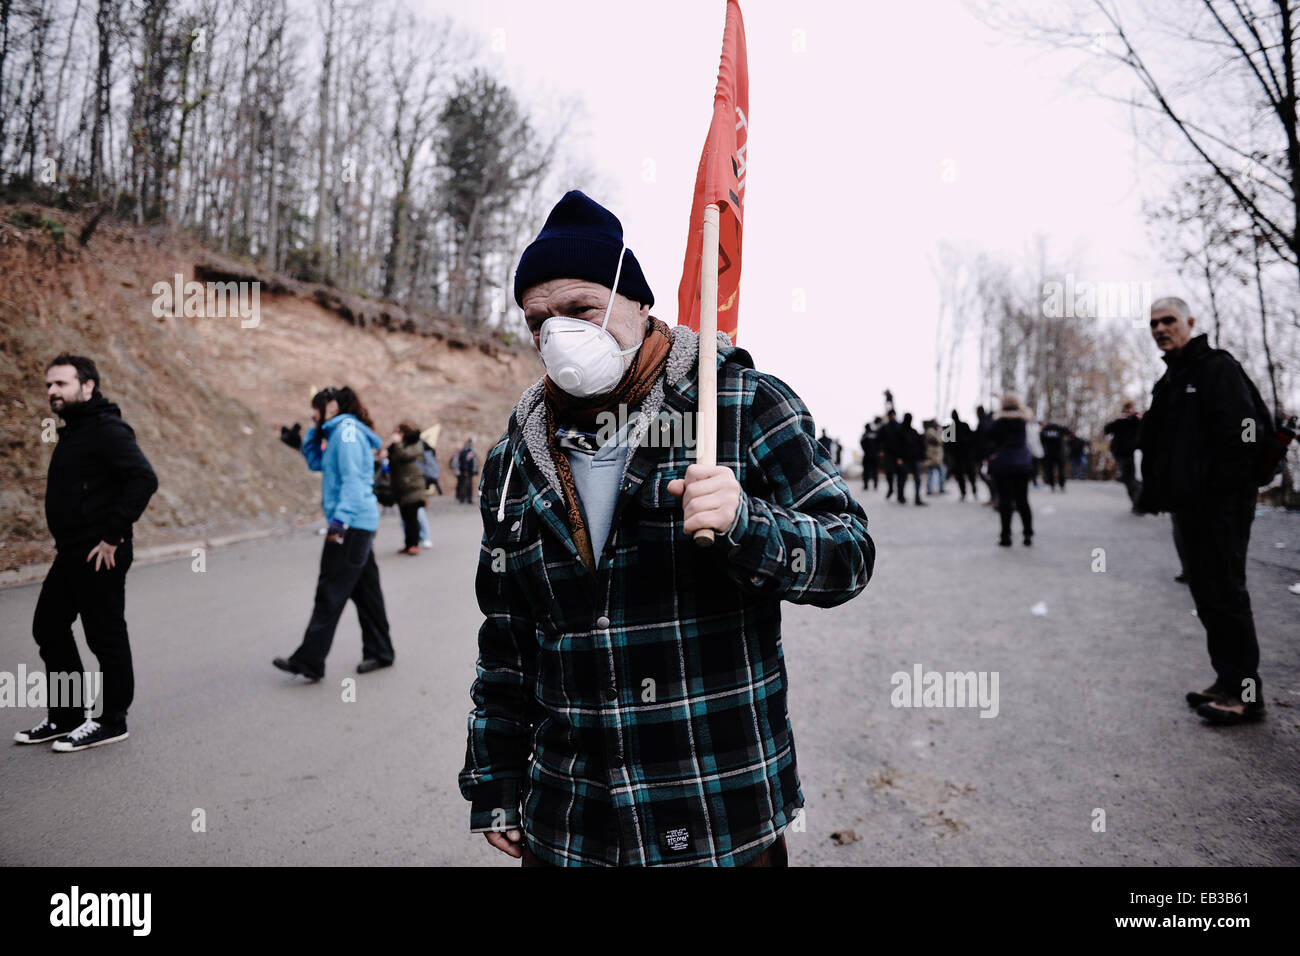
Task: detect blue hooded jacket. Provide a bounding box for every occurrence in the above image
[302,413,383,531]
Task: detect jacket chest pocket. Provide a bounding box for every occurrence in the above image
[487,505,562,631]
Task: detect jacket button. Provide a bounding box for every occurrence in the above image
[542,500,552,509]
[596,615,610,629]
[603,686,617,702]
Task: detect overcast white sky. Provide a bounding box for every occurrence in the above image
[420,0,1179,444]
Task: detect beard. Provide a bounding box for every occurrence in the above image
[50,392,86,411]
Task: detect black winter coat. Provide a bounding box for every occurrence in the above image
[45,394,158,548]
[1103,414,1141,457]
[1137,335,1259,513]
[986,415,1034,476]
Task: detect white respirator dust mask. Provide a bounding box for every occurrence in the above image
[538,245,640,398]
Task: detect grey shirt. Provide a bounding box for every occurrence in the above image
[559,415,636,560]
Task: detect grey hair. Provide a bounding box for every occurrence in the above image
[1151,296,1191,319]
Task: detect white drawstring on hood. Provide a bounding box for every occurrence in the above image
[496,454,515,523]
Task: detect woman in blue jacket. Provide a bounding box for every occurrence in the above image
[274,387,395,680]
[986,393,1035,547]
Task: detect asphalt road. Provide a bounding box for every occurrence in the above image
[1,480,1296,866]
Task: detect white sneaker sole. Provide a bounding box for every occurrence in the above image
[52,730,129,752]
[14,732,66,745]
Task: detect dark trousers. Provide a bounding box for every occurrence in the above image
[896,461,922,503]
[1117,454,1140,507]
[291,529,394,675]
[455,472,475,503]
[1174,493,1261,704]
[398,502,422,549]
[862,451,878,489]
[519,834,789,867]
[882,458,896,497]
[32,539,135,727]
[994,474,1032,540]
[1044,456,1067,490]
[952,455,978,499]
[1171,514,1189,577]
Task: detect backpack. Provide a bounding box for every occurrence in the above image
[420,441,440,482]
[1236,362,1296,486]
[373,461,397,507]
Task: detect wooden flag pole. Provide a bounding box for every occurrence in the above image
[693,203,720,547]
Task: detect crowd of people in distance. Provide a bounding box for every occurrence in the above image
[854,395,1104,547]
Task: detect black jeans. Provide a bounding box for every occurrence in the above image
[32,539,135,727]
[291,529,394,676]
[1174,493,1261,704]
[398,502,422,549]
[862,451,878,489]
[1043,456,1067,490]
[951,454,978,499]
[896,461,922,503]
[1117,454,1140,506]
[994,474,1032,541]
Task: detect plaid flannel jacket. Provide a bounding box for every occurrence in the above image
[459,328,875,866]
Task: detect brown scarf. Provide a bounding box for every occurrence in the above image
[545,316,673,570]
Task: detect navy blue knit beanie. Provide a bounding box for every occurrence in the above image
[513,190,654,308]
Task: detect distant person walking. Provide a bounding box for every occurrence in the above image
[896,412,926,506]
[1039,421,1069,492]
[949,409,979,501]
[274,387,395,680]
[878,409,902,498]
[387,422,428,556]
[1136,296,1267,725]
[454,438,479,504]
[1104,401,1143,512]
[16,355,158,751]
[859,418,881,490]
[987,394,1034,547]
[924,419,945,495]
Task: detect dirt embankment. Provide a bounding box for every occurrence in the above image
[0,205,542,571]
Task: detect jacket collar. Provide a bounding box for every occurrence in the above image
[58,393,117,430]
[1161,333,1211,368]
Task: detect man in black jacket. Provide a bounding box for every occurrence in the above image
[1104,401,1142,510]
[878,410,901,498]
[15,355,158,751]
[1136,298,1266,725]
[859,418,881,490]
[896,412,926,506]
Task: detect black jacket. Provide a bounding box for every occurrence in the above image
[45,394,158,548]
[877,420,903,459]
[1103,414,1141,457]
[1137,335,1258,513]
[1039,422,1069,460]
[898,422,924,463]
[986,415,1034,476]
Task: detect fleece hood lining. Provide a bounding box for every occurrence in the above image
[507,325,734,502]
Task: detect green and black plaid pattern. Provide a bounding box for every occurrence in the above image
[459,346,875,865]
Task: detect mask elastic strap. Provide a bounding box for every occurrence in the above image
[602,243,641,357]
[601,243,627,332]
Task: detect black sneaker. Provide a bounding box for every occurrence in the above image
[273,656,323,682]
[14,715,79,745]
[51,719,129,752]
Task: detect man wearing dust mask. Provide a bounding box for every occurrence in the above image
[458,190,875,866]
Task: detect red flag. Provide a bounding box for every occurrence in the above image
[677,0,748,343]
